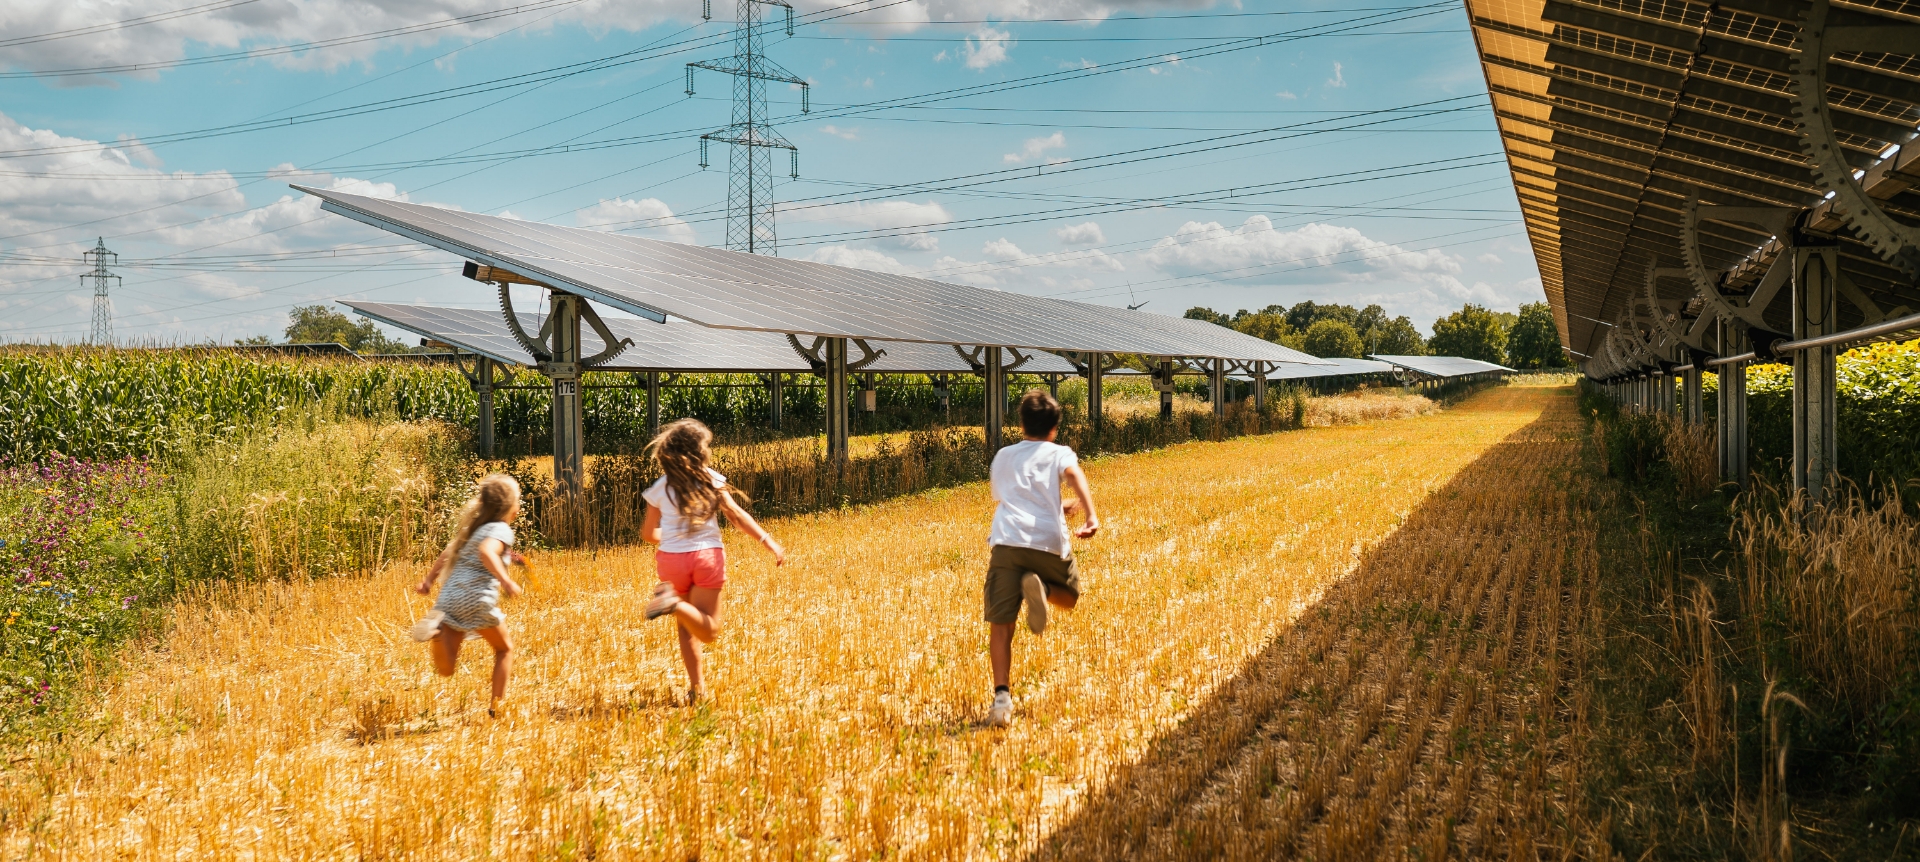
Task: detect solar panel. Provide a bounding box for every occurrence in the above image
[344,301,1077,375]
[1266,357,1395,381]
[303,187,1330,366]
[1369,355,1514,379]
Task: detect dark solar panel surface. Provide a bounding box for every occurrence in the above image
[306,187,1329,366]
[344,302,1077,374]
[1267,357,1396,380]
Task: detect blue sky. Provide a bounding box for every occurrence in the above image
[0,0,1538,344]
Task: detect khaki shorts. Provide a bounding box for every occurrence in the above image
[984,544,1081,625]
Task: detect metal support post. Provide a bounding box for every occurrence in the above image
[1791,245,1839,499]
[768,373,783,430]
[646,371,661,436]
[546,294,585,500]
[1209,358,1226,438]
[934,374,950,419]
[825,338,849,462]
[1683,367,1703,425]
[858,372,877,413]
[1158,359,1174,420]
[984,347,1006,451]
[1717,318,1749,487]
[1253,362,1268,413]
[1086,353,1104,428]
[1047,373,1059,401]
[474,357,496,458]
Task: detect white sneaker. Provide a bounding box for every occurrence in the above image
[1021,574,1049,635]
[409,610,444,643]
[986,690,1013,728]
[644,582,681,621]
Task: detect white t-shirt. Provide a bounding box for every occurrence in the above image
[642,468,729,553]
[989,440,1079,558]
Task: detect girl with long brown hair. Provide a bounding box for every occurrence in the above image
[411,473,525,716]
[639,418,785,703]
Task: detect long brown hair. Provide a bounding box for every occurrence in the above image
[437,473,520,574]
[648,418,728,528]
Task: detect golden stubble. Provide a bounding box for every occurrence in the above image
[2,387,1567,861]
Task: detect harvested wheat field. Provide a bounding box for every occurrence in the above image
[0,383,1601,860]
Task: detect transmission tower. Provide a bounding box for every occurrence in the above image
[82,237,120,345]
[685,0,810,255]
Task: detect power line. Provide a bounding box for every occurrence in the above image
[0,0,261,49]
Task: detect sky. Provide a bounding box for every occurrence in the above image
[0,0,1540,345]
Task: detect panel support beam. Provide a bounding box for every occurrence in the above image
[1717,318,1749,488]
[984,346,1006,452]
[1210,357,1226,436]
[545,293,585,501]
[1683,365,1703,425]
[1791,244,1839,500]
[1085,353,1104,428]
[825,338,849,462]
[1157,359,1174,421]
[646,371,662,437]
[767,373,783,430]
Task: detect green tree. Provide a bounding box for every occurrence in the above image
[1363,315,1427,356]
[1505,301,1572,369]
[1232,312,1302,350]
[283,305,411,354]
[1183,306,1231,327]
[1428,303,1510,364]
[1302,319,1365,358]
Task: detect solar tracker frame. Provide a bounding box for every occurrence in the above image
[1369,355,1516,379]
[303,186,1330,367]
[343,301,1078,375]
[1266,357,1396,381]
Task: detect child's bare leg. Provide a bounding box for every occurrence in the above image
[989,622,1016,689]
[473,626,513,705]
[671,586,724,643]
[672,587,723,696]
[430,627,463,676]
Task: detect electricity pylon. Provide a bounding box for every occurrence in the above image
[686,0,810,255]
[82,237,120,345]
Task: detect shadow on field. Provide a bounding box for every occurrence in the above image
[1029,391,1580,860]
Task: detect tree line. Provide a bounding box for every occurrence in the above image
[1183,300,1572,370]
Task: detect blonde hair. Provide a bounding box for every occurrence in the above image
[648,418,735,528]
[438,473,520,574]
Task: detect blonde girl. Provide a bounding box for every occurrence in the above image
[412,473,524,715]
[640,419,785,703]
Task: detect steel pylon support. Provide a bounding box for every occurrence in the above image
[82,237,120,345]
[687,0,810,255]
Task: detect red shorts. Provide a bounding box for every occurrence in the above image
[657,548,727,595]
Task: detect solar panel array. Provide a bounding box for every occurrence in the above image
[1266,357,1395,381]
[305,186,1329,366]
[344,302,1078,375]
[1370,355,1515,379]
[1463,0,1920,363]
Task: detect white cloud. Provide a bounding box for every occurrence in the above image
[1276,90,1298,100]
[1053,221,1105,245]
[927,237,1124,286]
[0,0,695,86]
[1142,216,1463,287]
[803,245,913,274]
[1147,54,1182,75]
[1476,253,1502,264]
[573,197,696,244]
[961,26,1013,70]
[818,124,860,141]
[1326,62,1346,88]
[802,199,952,251]
[1002,131,1066,164]
[933,49,949,62]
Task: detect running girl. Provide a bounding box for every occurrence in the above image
[412,473,524,716]
[640,419,785,704]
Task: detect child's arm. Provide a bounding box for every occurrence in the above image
[641,504,662,545]
[1063,464,1100,539]
[719,491,786,566]
[477,537,523,598]
[414,546,455,595]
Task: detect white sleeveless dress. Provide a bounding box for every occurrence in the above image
[432,522,514,632]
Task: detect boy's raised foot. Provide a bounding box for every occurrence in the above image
[644,582,680,620]
[986,690,1013,728]
[1021,574,1049,635]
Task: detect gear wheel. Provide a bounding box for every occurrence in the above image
[1789,0,1920,279]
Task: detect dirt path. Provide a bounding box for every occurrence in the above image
[1,384,1587,861]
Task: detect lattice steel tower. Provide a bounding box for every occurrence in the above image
[686,0,810,255]
[82,237,120,345]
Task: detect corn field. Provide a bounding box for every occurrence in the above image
[0,384,1612,860]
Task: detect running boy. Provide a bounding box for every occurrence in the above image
[984,389,1100,728]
